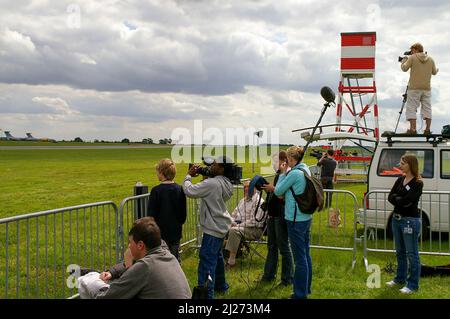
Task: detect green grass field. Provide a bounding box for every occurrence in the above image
[0,145,449,299]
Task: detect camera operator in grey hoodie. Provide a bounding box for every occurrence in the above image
[182,156,234,299]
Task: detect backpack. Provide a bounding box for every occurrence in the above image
[289,168,324,219]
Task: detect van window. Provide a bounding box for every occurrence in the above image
[377,149,434,178]
[441,150,450,179]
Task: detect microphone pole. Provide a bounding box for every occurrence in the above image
[299,100,334,162]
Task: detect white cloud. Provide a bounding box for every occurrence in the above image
[0,27,36,55]
[31,96,78,115]
[74,53,97,65]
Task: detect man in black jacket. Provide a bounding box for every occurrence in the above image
[317,149,337,208]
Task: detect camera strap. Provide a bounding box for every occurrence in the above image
[253,191,267,223]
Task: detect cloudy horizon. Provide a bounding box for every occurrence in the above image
[1,0,449,144]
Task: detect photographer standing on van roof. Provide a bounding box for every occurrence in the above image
[400,42,438,135]
[182,156,234,299]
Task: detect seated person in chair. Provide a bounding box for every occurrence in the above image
[225,181,266,268]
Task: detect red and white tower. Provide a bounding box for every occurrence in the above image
[335,32,379,150]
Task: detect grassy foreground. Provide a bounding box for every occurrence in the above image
[180,246,450,299]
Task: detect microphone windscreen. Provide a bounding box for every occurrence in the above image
[320,86,336,103]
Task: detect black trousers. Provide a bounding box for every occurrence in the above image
[321,177,334,208]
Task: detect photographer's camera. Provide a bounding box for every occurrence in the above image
[189,156,243,185]
[398,50,412,62]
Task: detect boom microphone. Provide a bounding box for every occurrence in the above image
[320,86,336,104]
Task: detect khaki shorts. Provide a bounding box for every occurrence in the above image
[406,90,432,120]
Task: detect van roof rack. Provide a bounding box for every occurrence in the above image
[381,131,448,147]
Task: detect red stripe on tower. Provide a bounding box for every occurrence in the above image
[341,58,375,70]
[340,32,376,73]
[341,33,376,46]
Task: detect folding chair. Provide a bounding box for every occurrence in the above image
[242,219,269,260]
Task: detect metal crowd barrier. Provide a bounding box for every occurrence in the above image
[118,193,199,260]
[0,201,119,299]
[362,190,450,269]
[198,176,359,268]
[0,177,364,299]
[313,189,359,268]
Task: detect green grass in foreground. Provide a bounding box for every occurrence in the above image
[180,246,450,299]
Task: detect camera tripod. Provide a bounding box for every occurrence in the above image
[394,86,408,134]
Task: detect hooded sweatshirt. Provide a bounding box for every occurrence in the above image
[401,53,438,91]
[183,175,233,238]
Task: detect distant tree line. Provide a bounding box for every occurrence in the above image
[70,137,173,144]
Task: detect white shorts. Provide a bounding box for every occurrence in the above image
[405,90,432,120]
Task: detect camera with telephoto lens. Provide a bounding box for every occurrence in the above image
[398,50,412,62]
[225,165,243,185]
[310,149,323,160]
[189,156,243,184]
[189,157,214,178]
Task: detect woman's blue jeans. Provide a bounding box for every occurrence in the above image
[392,216,421,291]
[286,219,312,299]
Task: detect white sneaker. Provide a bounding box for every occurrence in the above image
[386,280,398,287]
[399,287,414,294]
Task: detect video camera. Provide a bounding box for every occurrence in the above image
[398,50,412,62]
[189,156,243,185]
[225,165,243,185]
[189,157,215,178]
[310,149,323,160]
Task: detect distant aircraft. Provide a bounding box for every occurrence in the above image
[25,132,56,142]
[0,130,56,142]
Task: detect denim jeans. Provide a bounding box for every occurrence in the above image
[286,219,312,299]
[262,216,294,285]
[392,216,421,291]
[198,233,229,299]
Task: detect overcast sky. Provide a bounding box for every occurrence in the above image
[1,0,449,144]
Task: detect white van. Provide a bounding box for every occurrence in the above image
[359,133,450,238]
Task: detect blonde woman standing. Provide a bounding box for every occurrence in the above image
[273,146,312,299]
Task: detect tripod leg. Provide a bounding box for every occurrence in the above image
[394,86,409,134]
[394,101,406,133]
